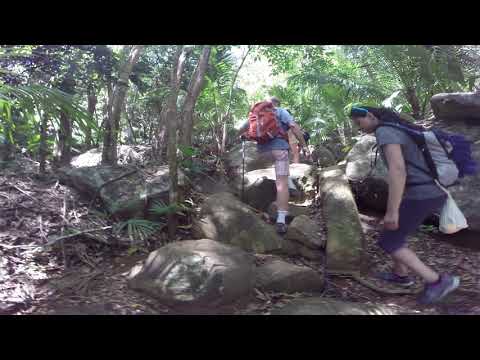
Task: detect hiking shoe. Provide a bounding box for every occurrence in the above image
[417,274,460,305]
[375,272,415,287]
[276,222,288,235]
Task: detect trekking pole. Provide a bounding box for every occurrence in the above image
[241,137,246,201]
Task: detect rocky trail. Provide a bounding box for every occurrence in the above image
[2,154,480,315]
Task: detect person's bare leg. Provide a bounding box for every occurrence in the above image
[391,247,439,283]
[276,175,289,212]
[291,143,300,163]
[393,258,409,277]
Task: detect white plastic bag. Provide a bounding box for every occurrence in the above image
[439,193,468,234]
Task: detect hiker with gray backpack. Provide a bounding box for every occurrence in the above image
[236,96,311,234]
[350,105,477,305]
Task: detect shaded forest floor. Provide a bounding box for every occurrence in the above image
[2,159,480,315]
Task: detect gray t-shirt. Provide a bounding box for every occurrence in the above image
[257,107,295,152]
[375,126,444,200]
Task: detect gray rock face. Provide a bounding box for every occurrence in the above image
[311,145,337,168]
[128,239,255,309]
[430,119,480,232]
[192,192,284,254]
[271,297,399,315]
[255,258,325,294]
[285,215,325,249]
[431,92,480,122]
[320,166,365,274]
[71,145,153,168]
[58,165,185,219]
[224,141,275,178]
[345,134,389,212]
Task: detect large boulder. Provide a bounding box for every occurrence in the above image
[311,145,337,168]
[345,134,389,212]
[282,239,324,261]
[193,192,284,254]
[271,297,399,315]
[320,166,365,274]
[267,202,310,223]
[224,141,275,178]
[232,163,317,211]
[58,165,185,219]
[128,239,255,310]
[430,118,480,232]
[255,258,325,294]
[431,92,480,122]
[285,215,325,249]
[71,145,152,168]
[240,168,277,212]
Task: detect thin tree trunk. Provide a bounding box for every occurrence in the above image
[85,85,97,148]
[39,111,48,175]
[102,45,144,165]
[58,76,75,167]
[126,95,138,145]
[167,46,189,240]
[153,102,167,159]
[221,46,251,153]
[180,46,211,149]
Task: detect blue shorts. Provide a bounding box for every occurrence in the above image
[377,195,447,254]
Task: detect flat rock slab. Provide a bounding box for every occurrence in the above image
[271,297,398,315]
[255,258,325,294]
[58,165,185,219]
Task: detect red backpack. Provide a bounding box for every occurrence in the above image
[246,101,288,144]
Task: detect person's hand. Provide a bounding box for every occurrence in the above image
[383,210,399,230]
[303,147,312,161]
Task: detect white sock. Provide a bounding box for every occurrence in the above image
[277,210,288,224]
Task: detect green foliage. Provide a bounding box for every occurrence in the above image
[149,200,188,217]
[115,218,164,244]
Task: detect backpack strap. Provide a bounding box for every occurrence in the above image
[376,122,440,183]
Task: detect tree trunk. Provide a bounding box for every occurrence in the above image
[58,111,72,166]
[153,101,167,159]
[58,76,75,167]
[180,46,211,149]
[39,112,48,175]
[405,87,421,120]
[85,85,97,148]
[102,45,144,165]
[220,46,251,153]
[167,46,189,240]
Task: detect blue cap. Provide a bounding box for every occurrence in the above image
[350,107,368,116]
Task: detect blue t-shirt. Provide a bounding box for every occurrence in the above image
[257,107,295,152]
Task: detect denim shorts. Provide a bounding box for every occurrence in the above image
[378,195,447,254]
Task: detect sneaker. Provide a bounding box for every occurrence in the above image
[417,274,460,305]
[375,272,415,287]
[275,222,288,235]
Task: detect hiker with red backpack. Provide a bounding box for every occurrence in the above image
[350,105,477,305]
[237,96,311,234]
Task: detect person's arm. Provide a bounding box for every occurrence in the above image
[289,123,310,156]
[383,143,407,230]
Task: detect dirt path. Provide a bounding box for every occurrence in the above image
[2,161,480,315]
